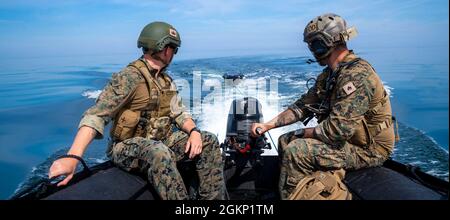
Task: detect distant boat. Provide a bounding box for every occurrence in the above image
[223,73,245,80]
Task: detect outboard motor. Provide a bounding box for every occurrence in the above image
[221,97,271,169]
[221,97,279,199]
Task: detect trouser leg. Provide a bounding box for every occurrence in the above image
[165,131,227,200]
[277,131,388,199]
[110,137,188,200]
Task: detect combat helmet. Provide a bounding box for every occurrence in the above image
[303,13,358,60]
[137,21,181,54]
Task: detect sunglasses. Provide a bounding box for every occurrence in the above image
[308,39,330,58]
[169,45,179,54]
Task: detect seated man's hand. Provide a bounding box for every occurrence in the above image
[251,123,270,137]
[48,158,78,187]
[185,131,203,159]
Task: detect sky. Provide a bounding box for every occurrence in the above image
[0,0,448,59]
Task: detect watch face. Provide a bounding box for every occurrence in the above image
[190,127,200,135]
[294,129,304,137]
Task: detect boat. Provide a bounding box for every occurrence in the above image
[10,97,449,200]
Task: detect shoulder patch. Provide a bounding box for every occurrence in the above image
[342,82,357,95]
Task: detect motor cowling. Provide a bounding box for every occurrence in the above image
[226,97,263,142]
[222,97,270,170]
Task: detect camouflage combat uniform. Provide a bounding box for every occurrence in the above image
[279,52,395,199]
[78,57,226,200]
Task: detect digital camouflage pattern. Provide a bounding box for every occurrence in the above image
[108,130,227,200]
[278,131,390,199]
[78,57,191,139]
[282,52,395,199]
[78,57,226,200]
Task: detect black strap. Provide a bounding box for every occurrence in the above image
[189,127,201,136]
[57,154,91,174]
[325,57,362,97]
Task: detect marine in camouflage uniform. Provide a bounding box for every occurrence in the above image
[78,22,226,200]
[278,52,395,199]
[254,14,396,199]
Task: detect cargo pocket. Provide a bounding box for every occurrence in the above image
[113,109,140,141]
[285,175,301,194]
[111,140,141,171]
[349,119,372,148]
[158,90,177,117]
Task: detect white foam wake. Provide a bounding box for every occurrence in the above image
[196,77,312,156]
[82,90,102,99]
[383,81,394,97]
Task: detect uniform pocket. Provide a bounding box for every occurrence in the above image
[110,140,141,171]
[158,90,177,117]
[349,119,372,148]
[113,109,140,141]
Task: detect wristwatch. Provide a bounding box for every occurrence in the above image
[294,129,305,138]
[189,127,201,136]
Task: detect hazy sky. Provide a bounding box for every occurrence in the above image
[0,0,448,59]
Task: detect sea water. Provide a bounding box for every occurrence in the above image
[1,47,448,199]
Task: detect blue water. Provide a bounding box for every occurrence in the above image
[1,48,448,199]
